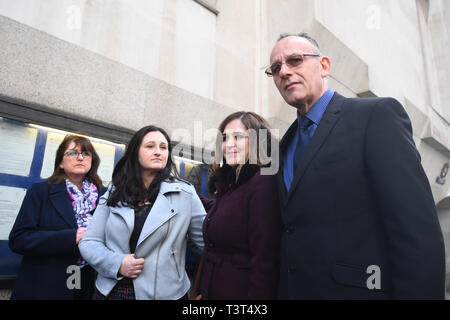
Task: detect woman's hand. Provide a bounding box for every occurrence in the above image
[119,254,145,278]
[76,227,87,244]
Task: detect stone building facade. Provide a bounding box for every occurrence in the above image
[0,0,449,296]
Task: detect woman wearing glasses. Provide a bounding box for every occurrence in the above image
[9,134,106,300]
[79,125,205,300]
[199,112,282,299]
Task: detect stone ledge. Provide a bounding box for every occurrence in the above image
[309,19,370,96]
[422,107,450,158]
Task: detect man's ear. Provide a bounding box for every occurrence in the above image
[320,56,331,78]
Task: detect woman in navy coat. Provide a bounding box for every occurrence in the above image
[9,134,106,300]
[200,112,282,299]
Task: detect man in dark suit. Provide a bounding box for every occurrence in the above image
[267,32,446,299]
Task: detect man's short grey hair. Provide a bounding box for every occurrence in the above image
[277,32,322,55]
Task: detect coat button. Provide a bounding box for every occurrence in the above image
[171,209,174,213]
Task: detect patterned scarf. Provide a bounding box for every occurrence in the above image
[65,178,98,267]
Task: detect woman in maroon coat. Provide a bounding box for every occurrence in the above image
[199,111,282,299]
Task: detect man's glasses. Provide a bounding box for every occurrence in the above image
[65,151,92,158]
[265,53,321,77]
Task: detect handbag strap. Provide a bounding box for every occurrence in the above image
[189,254,205,300]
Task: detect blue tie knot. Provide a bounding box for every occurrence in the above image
[299,116,313,129]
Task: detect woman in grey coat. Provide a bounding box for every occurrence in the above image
[79,125,205,300]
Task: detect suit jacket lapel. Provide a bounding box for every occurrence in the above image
[277,121,298,207]
[48,183,78,228]
[276,170,288,206]
[285,92,345,204]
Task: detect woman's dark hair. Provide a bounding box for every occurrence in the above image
[46,134,103,190]
[107,125,180,208]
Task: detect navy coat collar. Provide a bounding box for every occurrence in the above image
[48,182,77,228]
[47,182,107,228]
